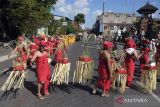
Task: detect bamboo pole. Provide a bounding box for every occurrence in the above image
[51,63,70,84]
[1,71,15,91]
[6,71,19,91]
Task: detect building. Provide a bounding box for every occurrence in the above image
[136,2,159,39]
[153,18,160,31]
[54,15,72,22]
[92,12,138,35]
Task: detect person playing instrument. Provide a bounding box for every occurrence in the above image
[124,31,144,88]
[92,41,114,97]
[31,45,51,99]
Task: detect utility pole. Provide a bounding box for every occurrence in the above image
[102,0,105,15]
[101,0,106,34]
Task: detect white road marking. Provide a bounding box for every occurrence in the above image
[150,92,160,103]
[0,54,16,62]
[0,68,10,75]
[136,81,160,103]
[1,68,10,72]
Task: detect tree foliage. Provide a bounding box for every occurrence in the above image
[0,0,57,39]
[66,23,76,34]
[74,13,85,24]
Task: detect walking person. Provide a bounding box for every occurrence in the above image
[124,31,143,88]
[31,45,51,99]
[92,41,114,97]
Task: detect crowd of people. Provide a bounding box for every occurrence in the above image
[93,27,160,96]
[6,35,75,99]
[1,28,160,99]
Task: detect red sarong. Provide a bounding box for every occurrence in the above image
[54,49,63,63]
[29,43,38,59]
[97,55,112,93]
[125,55,134,87]
[35,54,50,94]
[140,48,149,72]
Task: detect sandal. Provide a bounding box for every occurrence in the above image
[125,86,129,89]
[92,89,97,95]
[101,92,109,97]
[37,93,44,100]
[44,92,50,96]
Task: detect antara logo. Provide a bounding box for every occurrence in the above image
[115,96,124,104]
[115,96,148,104]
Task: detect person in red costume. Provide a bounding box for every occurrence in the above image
[32,35,40,45]
[28,37,39,66]
[39,35,50,54]
[52,36,58,53]
[47,36,53,56]
[29,37,39,59]
[54,42,63,63]
[92,41,114,97]
[139,39,150,73]
[124,31,144,88]
[39,35,47,46]
[155,41,160,75]
[31,45,50,99]
[9,35,28,69]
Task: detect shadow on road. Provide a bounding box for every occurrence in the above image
[0,67,13,77]
[0,89,20,101]
[70,83,93,94]
[49,83,95,95]
[24,81,37,96]
[55,84,74,94]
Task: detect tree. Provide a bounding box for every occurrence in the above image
[66,23,76,34]
[74,13,85,30]
[0,0,57,39]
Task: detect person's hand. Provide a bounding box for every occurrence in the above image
[140,50,145,55]
[142,50,145,53]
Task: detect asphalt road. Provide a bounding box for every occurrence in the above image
[0,40,160,107]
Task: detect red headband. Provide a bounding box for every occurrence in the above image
[126,40,136,48]
[142,39,149,44]
[103,41,114,49]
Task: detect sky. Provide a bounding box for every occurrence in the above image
[52,0,160,28]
